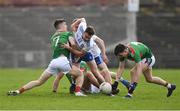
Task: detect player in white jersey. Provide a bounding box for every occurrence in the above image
[63,18,105,85]
[62,18,120,94]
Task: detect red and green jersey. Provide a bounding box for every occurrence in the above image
[80,61,88,72]
[50,32,73,59]
[119,42,153,63]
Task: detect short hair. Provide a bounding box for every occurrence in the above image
[72,18,78,23]
[54,19,66,29]
[85,26,95,36]
[114,43,127,56]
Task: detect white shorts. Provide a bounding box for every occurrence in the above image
[45,56,71,75]
[141,55,155,68]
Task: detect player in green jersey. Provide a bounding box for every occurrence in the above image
[113,42,176,98]
[7,19,86,96]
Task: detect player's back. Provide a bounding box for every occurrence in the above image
[50,32,72,59]
[129,42,152,59]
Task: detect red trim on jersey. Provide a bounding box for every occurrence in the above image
[128,46,135,55]
[140,53,143,57]
[80,68,85,72]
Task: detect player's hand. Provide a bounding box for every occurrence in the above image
[61,43,70,49]
[102,54,109,64]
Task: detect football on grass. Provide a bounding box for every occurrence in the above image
[99,82,112,94]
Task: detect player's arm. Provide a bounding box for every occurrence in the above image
[132,54,142,82]
[93,35,109,64]
[62,42,86,57]
[71,18,86,32]
[116,61,125,81]
[69,36,77,48]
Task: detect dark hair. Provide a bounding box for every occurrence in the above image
[54,19,66,29]
[85,26,95,36]
[114,43,127,56]
[72,18,78,23]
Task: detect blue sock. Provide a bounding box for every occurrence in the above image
[120,79,130,88]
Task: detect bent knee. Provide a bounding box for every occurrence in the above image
[145,78,153,83]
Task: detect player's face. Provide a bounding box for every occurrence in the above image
[118,49,128,57]
[74,24,79,31]
[83,32,91,42]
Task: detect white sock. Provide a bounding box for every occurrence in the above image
[167,83,171,89]
[127,93,132,97]
[16,90,20,94]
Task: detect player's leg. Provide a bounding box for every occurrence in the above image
[86,60,105,84]
[7,57,66,96]
[53,56,85,96]
[143,68,168,85]
[82,72,100,94]
[52,72,64,92]
[53,73,76,94]
[98,62,112,84]
[98,63,120,94]
[85,71,100,88]
[143,67,176,97]
[68,63,81,94]
[82,52,105,84]
[69,65,86,96]
[81,72,91,92]
[56,56,85,96]
[7,70,52,96]
[143,55,176,97]
[66,74,76,94]
[124,66,141,98]
[95,55,112,84]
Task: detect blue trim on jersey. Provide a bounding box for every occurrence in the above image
[95,54,103,65]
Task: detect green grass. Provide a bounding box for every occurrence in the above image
[0,68,179,110]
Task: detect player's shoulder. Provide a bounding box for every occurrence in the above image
[91,35,98,40]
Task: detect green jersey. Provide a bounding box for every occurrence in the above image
[50,32,72,59]
[120,42,153,63]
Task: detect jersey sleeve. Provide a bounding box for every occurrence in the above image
[68,32,73,36]
[74,20,87,48]
[76,20,87,35]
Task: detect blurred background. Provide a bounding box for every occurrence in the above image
[0,0,180,68]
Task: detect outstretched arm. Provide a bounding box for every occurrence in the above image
[116,61,125,81]
[93,35,109,64]
[71,18,86,32]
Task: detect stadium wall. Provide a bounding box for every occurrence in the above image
[0,6,135,68]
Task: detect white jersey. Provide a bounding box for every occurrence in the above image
[74,19,93,52]
[90,35,101,58]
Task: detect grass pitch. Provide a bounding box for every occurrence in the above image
[0,69,179,110]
